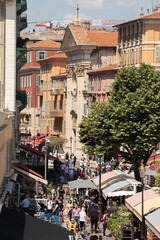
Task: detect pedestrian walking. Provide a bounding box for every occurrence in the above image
[72,203,80,229]
[53,200,59,216]
[59,199,65,222]
[47,196,53,213]
[88,203,99,233]
[59,186,65,200]
[79,206,87,231]
[74,155,77,167]
[102,211,109,237]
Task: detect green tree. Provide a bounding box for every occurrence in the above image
[108,63,160,180]
[48,136,67,153]
[155,160,160,194]
[79,102,114,156]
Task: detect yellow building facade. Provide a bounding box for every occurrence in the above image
[116,6,160,70]
[37,53,67,135]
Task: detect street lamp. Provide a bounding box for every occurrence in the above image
[98,156,103,220]
[70,136,73,155]
[139,163,146,240]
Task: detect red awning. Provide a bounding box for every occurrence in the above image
[19,144,59,161]
[34,134,51,146]
[17,164,43,178]
[150,163,160,170]
[24,134,45,143]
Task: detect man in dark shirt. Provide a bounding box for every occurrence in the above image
[59,186,65,200]
[88,204,99,233]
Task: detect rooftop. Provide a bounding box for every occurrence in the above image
[27,39,61,49]
[87,31,118,47]
[38,52,67,62]
[88,64,118,75]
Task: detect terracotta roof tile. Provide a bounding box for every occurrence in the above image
[28,39,61,49]
[87,31,118,47]
[142,11,160,19]
[88,64,118,75]
[38,52,67,62]
[69,24,94,44]
[115,11,160,26]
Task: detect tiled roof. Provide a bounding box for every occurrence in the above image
[38,52,67,62]
[115,11,160,26]
[27,39,61,49]
[142,11,160,19]
[69,24,95,44]
[87,31,118,47]
[88,64,118,75]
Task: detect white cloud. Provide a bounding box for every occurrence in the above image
[64,13,92,20]
[79,0,104,9]
[116,0,138,7]
[67,0,73,5]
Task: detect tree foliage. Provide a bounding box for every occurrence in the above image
[48,136,67,153]
[79,102,114,155]
[155,160,160,194]
[79,63,160,181]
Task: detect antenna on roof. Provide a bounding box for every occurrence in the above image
[77,3,79,18]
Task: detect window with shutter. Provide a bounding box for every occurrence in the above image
[156,46,160,62]
[36,76,40,87]
[36,52,39,61]
[30,75,32,87]
[120,51,124,66]
[44,52,48,58]
[21,77,23,88]
[30,51,32,63]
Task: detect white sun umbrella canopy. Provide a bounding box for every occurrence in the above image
[68,179,95,189]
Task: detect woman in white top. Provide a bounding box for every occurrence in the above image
[79,206,87,231]
[47,196,53,213]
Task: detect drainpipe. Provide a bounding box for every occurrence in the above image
[3,0,6,109]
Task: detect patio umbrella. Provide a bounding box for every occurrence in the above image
[68,179,95,189]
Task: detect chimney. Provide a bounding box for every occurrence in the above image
[153,6,158,12]
[158,3,160,12]
[147,9,149,14]
[140,7,144,17]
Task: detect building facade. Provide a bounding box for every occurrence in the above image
[116,6,160,69]
[61,20,118,158]
[19,40,61,136]
[37,53,67,135]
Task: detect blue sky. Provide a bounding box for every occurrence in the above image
[27,0,159,24]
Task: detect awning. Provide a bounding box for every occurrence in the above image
[68,179,95,189]
[145,208,160,239]
[13,166,48,185]
[16,164,43,178]
[92,170,134,190]
[19,144,59,161]
[0,206,69,240]
[107,191,135,197]
[125,189,160,221]
[145,168,157,176]
[24,134,45,143]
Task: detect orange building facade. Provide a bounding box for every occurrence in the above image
[37,53,67,136]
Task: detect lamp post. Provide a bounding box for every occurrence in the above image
[139,163,146,240]
[98,156,103,220]
[70,136,73,155]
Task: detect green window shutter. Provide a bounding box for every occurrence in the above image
[156,47,160,62]
[36,76,40,87]
[36,52,39,61]
[45,52,48,58]
[120,51,124,66]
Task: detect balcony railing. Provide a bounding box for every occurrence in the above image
[106,86,111,93]
[20,14,27,31]
[50,89,64,95]
[50,110,63,117]
[88,86,96,94]
[16,0,27,15]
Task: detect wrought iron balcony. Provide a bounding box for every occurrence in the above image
[50,110,63,117]
[20,13,27,31]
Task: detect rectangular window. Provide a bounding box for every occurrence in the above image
[140,22,143,42]
[119,28,122,43]
[132,25,134,42]
[21,77,23,88]
[156,46,160,62]
[128,26,130,42]
[128,50,130,65]
[30,51,32,63]
[136,23,139,41]
[27,52,29,63]
[103,75,105,89]
[136,48,138,64]
[139,47,142,63]
[24,76,26,88]
[108,74,110,86]
[37,51,48,60]
[123,27,126,43]
[26,76,29,87]
[30,75,32,87]
[124,51,126,65]
[120,51,124,66]
[132,49,134,64]
[36,75,40,87]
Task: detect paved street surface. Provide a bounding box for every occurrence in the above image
[61,184,115,240]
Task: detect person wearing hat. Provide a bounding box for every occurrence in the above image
[77,231,87,240]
